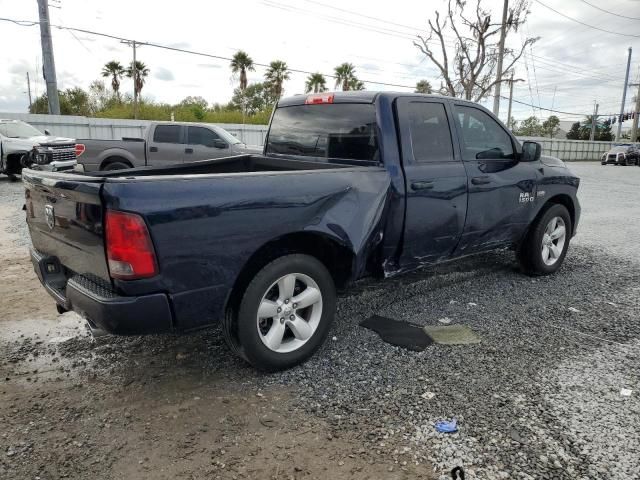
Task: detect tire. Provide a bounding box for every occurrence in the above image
[517,204,572,276]
[102,161,130,171]
[225,254,336,371]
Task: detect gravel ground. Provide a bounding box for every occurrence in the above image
[1,162,639,479]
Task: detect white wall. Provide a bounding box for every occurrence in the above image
[3,112,637,161]
[518,136,639,161]
[0,112,268,147]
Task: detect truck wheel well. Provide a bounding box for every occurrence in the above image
[545,194,575,231]
[5,153,25,175]
[100,156,132,170]
[225,232,355,315]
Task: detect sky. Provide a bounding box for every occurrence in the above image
[1,0,639,127]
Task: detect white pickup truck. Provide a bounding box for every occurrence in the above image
[76,122,262,171]
[0,119,78,180]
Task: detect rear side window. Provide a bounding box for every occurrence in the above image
[408,102,454,162]
[153,125,181,144]
[187,126,220,147]
[266,104,379,162]
[454,105,514,160]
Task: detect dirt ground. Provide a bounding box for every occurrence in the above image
[0,178,433,480]
[4,163,640,479]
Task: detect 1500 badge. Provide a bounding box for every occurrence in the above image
[519,192,535,203]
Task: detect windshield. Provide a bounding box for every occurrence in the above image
[266,103,379,163]
[0,121,43,138]
[213,126,243,145]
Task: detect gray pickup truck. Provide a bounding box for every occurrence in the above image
[76,122,262,171]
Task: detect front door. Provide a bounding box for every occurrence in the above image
[395,97,468,267]
[186,126,230,161]
[451,103,538,254]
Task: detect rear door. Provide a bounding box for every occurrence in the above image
[185,126,230,161]
[395,97,468,265]
[146,124,186,166]
[451,103,538,253]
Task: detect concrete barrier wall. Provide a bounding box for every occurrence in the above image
[2,113,638,161]
[0,112,268,147]
[517,136,639,161]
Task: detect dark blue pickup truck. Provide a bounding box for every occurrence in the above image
[23,91,580,370]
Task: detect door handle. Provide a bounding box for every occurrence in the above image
[185,148,193,154]
[411,181,434,191]
[471,176,491,185]
[149,146,158,152]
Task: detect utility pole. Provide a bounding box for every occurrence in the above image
[630,82,640,143]
[132,41,138,120]
[26,72,33,111]
[589,102,599,141]
[617,47,632,141]
[36,0,60,114]
[507,72,514,130]
[121,40,139,119]
[492,0,509,116]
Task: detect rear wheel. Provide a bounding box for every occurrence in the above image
[224,254,336,371]
[517,204,572,276]
[102,161,130,171]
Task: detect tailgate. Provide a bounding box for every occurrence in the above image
[23,169,110,281]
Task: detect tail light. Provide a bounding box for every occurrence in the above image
[75,143,86,157]
[105,210,158,279]
[305,93,334,104]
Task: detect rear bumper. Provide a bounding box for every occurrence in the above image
[31,249,173,334]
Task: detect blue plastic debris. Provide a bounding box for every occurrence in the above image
[435,418,458,433]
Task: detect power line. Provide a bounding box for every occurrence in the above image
[0,16,418,89]
[534,1,640,38]
[0,16,626,118]
[299,0,423,33]
[578,0,640,21]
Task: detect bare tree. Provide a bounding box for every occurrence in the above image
[414,0,537,102]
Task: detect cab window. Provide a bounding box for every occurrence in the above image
[153,125,182,144]
[454,105,514,161]
[407,102,455,162]
[187,126,221,147]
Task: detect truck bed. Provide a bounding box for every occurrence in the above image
[91,154,363,177]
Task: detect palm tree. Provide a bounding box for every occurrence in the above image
[230,51,255,91]
[125,61,150,96]
[101,61,125,100]
[264,60,290,98]
[334,63,356,91]
[348,78,365,91]
[305,73,327,93]
[415,80,432,94]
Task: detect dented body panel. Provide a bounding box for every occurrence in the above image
[101,167,392,329]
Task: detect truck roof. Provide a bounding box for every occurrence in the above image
[277,91,478,107]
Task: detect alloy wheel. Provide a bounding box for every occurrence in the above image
[541,216,566,266]
[256,273,323,353]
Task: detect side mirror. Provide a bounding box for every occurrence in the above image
[44,129,51,135]
[476,147,504,160]
[521,141,541,162]
[212,139,228,149]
